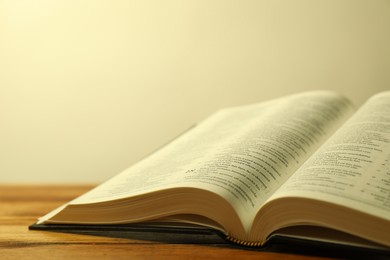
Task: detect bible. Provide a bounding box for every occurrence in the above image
[30,91,390,251]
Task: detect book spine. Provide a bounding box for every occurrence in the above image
[225,235,263,247]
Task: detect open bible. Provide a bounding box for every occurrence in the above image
[31,91,390,251]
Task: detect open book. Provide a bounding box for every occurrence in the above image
[31,91,390,251]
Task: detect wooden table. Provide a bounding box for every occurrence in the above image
[0,185,370,259]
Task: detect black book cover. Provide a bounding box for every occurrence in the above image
[29,222,389,258]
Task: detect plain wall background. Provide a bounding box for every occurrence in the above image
[1,0,389,183]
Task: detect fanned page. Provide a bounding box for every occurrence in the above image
[265,92,390,245]
[38,91,354,236]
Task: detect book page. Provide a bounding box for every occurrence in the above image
[272,92,390,220]
[65,91,354,228]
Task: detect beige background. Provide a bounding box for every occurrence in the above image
[1,0,389,183]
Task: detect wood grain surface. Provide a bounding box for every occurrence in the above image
[0,185,349,259]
